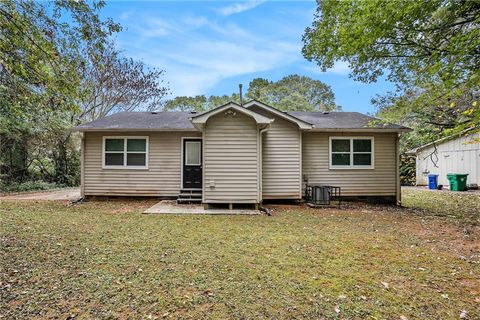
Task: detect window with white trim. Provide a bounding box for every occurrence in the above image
[103,137,148,169]
[330,137,374,169]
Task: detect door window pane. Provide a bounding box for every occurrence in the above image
[105,139,124,151]
[186,141,201,165]
[105,153,124,166]
[332,139,350,152]
[353,153,372,166]
[127,139,146,152]
[353,139,371,152]
[127,153,146,166]
[332,153,350,166]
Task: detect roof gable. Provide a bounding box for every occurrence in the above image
[190,102,273,129]
[244,100,313,130]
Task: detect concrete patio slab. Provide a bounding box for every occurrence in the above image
[144,200,261,215]
[0,188,81,201]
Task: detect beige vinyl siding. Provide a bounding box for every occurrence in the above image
[303,132,397,196]
[250,106,302,199]
[203,110,259,203]
[83,131,200,196]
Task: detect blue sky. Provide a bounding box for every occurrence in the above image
[100,1,394,114]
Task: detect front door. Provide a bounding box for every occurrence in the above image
[183,139,202,189]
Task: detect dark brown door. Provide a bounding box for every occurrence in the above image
[183,139,202,189]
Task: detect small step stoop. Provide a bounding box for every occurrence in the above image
[177,189,202,204]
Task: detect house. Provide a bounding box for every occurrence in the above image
[74,100,410,206]
[407,131,480,187]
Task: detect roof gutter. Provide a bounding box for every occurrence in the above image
[309,128,412,133]
[72,128,201,132]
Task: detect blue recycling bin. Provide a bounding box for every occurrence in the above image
[428,174,439,190]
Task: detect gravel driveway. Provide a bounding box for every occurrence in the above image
[0,188,81,201]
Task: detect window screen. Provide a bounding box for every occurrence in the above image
[105,153,124,166]
[104,137,148,168]
[330,138,373,168]
[331,139,351,166]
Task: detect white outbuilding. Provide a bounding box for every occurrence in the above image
[407,131,480,187]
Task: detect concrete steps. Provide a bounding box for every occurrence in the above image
[177,189,202,204]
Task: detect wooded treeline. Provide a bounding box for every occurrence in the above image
[0,0,168,192]
[303,0,479,151]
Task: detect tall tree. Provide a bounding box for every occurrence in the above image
[78,42,169,122]
[163,94,240,112]
[163,95,208,112]
[0,0,121,130]
[207,94,240,108]
[247,78,271,101]
[0,0,121,184]
[246,75,338,111]
[302,0,479,140]
[164,75,337,112]
[0,1,169,187]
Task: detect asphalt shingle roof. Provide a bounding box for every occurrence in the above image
[289,111,409,130]
[74,111,197,131]
[74,110,409,131]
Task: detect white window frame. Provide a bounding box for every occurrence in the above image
[329,136,374,169]
[185,140,202,166]
[102,136,149,170]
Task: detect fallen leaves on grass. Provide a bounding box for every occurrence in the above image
[1,198,479,319]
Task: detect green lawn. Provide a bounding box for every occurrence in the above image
[1,192,479,319]
[402,187,480,225]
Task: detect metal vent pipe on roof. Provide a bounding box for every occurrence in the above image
[239,83,243,106]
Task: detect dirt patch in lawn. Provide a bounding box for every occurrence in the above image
[101,200,159,214]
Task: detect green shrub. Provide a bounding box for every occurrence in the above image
[0,180,63,193]
[400,154,416,186]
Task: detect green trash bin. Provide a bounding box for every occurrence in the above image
[447,173,469,191]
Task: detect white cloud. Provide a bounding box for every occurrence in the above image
[122,14,300,96]
[305,61,351,75]
[135,17,179,38]
[137,38,298,96]
[119,10,134,20]
[218,0,266,16]
[166,69,221,97]
[182,16,209,29]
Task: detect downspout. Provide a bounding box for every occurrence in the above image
[396,133,401,206]
[80,132,85,198]
[259,126,269,205]
[201,124,206,204]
